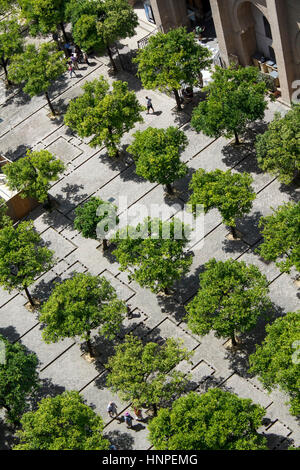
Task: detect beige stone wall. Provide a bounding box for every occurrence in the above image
[150,0,189,31]
[210,0,300,104]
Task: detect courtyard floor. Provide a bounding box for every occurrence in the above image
[0,16,299,451]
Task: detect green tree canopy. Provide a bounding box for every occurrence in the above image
[65,0,107,53]
[188,169,256,238]
[39,272,127,356]
[64,76,144,156]
[111,217,193,294]
[257,202,300,274]
[186,258,271,346]
[255,105,300,184]
[0,335,39,424]
[134,26,212,109]
[0,17,23,83]
[18,0,68,39]
[148,389,268,450]
[8,42,67,115]
[0,203,9,229]
[191,66,268,144]
[74,196,118,249]
[66,0,138,68]
[0,220,54,306]
[128,126,188,194]
[107,334,192,415]
[14,391,110,450]
[249,311,300,416]
[0,0,15,15]
[2,149,65,205]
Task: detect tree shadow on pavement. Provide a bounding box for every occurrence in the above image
[104,429,135,450]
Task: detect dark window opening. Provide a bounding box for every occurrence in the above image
[263,16,272,39]
[269,46,276,62]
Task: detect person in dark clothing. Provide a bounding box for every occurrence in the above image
[146,96,154,114]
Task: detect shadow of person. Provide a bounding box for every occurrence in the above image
[131,423,146,432]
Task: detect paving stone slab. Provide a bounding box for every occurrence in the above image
[101,270,136,302]
[236,178,296,246]
[41,227,77,261]
[27,207,71,234]
[191,360,216,382]
[268,273,300,315]
[94,165,155,214]
[171,205,221,249]
[56,261,88,282]
[40,343,101,391]
[81,371,129,425]
[188,136,236,173]
[237,242,281,283]
[49,151,126,214]
[0,295,39,342]
[259,420,292,450]
[187,332,234,379]
[233,155,275,194]
[103,413,151,451]
[0,108,57,161]
[126,184,184,227]
[118,308,148,338]
[0,286,18,309]
[263,406,300,447]
[72,243,120,276]
[223,373,273,408]
[176,224,249,304]
[30,269,58,302]
[19,324,74,370]
[179,124,215,163]
[52,259,70,276]
[129,284,179,324]
[46,137,82,163]
[151,318,199,351]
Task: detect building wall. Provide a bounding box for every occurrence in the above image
[150,0,189,31]
[5,193,39,222]
[133,0,299,104]
[210,0,300,105]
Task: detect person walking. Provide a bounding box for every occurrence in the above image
[82,50,90,66]
[107,401,118,418]
[68,62,76,78]
[71,53,79,70]
[146,96,154,114]
[133,407,143,421]
[124,411,133,428]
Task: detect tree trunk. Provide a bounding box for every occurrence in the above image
[2,59,11,85]
[173,88,182,111]
[43,194,52,210]
[234,130,240,145]
[231,332,237,347]
[107,127,119,157]
[152,403,158,416]
[106,46,117,72]
[45,91,55,115]
[163,286,170,295]
[230,226,237,239]
[60,23,68,42]
[102,238,108,250]
[24,287,35,307]
[165,183,173,195]
[86,332,94,357]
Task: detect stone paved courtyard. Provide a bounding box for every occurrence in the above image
[0,14,299,450]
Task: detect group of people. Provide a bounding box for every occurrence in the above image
[107,401,144,429]
[65,43,90,78]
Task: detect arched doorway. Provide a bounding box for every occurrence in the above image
[237,1,275,65]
